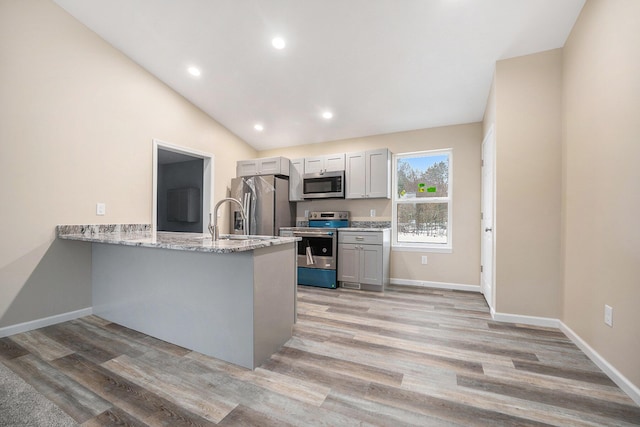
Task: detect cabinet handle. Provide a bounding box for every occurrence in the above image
[355,237,364,241]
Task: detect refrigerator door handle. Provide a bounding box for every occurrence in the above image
[243,192,250,235]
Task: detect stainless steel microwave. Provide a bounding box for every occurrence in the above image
[302,170,345,199]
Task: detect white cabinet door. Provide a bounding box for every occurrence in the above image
[289,158,304,201]
[237,157,290,177]
[236,160,260,177]
[345,152,366,199]
[345,149,390,199]
[366,149,390,199]
[360,244,383,286]
[324,153,345,172]
[337,243,359,283]
[305,153,345,174]
[304,157,324,174]
[258,158,281,175]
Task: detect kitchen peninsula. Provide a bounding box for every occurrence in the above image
[57,225,299,369]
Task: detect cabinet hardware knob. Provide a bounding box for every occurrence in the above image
[485,228,493,232]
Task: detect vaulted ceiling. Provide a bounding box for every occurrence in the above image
[53,0,585,150]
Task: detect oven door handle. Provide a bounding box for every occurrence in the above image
[292,231,334,237]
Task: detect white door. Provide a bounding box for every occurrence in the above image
[481,126,495,312]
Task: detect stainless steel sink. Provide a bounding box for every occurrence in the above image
[195,234,275,245]
[211,239,259,247]
[218,234,274,241]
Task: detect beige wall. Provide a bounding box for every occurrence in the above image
[261,123,482,287]
[562,0,640,388]
[491,49,564,318]
[0,0,256,327]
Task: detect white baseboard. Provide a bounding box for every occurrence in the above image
[559,322,640,406]
[490,310,640,406]
[0,307,93,338]
[390,278,480,293]
[491,311,561,329]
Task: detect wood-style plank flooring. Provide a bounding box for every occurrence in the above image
[1,285,639,426]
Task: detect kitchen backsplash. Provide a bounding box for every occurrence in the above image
[56,224,151,237]
[295,220,390,229]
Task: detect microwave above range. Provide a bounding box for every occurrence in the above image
[302,170,345,199]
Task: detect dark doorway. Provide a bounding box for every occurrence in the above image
[157,149,204,233]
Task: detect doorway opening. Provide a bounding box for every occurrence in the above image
[152,139,214,233]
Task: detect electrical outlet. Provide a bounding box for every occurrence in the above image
[604,305,613,327]
[304,210,309,218]
[96,203,106,216]
[370,209,376,217]
[421,255,428,265]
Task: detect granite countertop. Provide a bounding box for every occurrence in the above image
[56,224,299,254]
[280,227,390,232]
[338,227,391,232]
[280,227,339,232]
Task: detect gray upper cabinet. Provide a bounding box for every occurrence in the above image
[289,158,304,201]
[345,148,391,199]
[236,156,290,177]
[304,153,345,174]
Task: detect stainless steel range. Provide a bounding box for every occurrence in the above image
[280,211,349,289]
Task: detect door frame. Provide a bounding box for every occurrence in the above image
[481,125,496,312]
[152,139,215,233]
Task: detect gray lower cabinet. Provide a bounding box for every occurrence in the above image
[338,229,390,292]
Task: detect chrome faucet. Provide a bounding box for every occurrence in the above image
[209,197,247,241]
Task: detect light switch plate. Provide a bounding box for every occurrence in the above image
[96,203,106,216]
[370,209,376,217]
[604,304,613,327]
[421,255,428,265]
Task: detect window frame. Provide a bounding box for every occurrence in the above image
[392,148,453,253]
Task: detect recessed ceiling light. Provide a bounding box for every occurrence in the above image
[322,111,333,119]
[187,66,201,77]
[254,124,264,132]
[272,37,286,50]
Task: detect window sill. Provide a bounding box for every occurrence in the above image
[392,245,452,254]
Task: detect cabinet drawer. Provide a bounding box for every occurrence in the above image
[339,231,383,245]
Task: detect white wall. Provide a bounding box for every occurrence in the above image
[261,123,482,288]
[493,49,564,318]
[482,0,640,394]
[562,0,640,390]
[0,0,256,328]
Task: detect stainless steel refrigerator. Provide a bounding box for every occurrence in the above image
[229,175,295,236]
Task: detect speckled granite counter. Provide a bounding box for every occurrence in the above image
[56,224,298,369]
[338,227,392,232]
[280,226,391,233]
[56,224,299,254]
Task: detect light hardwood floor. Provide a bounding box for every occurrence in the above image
[1,285,639,426]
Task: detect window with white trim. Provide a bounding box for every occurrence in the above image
[392,149,452,252]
